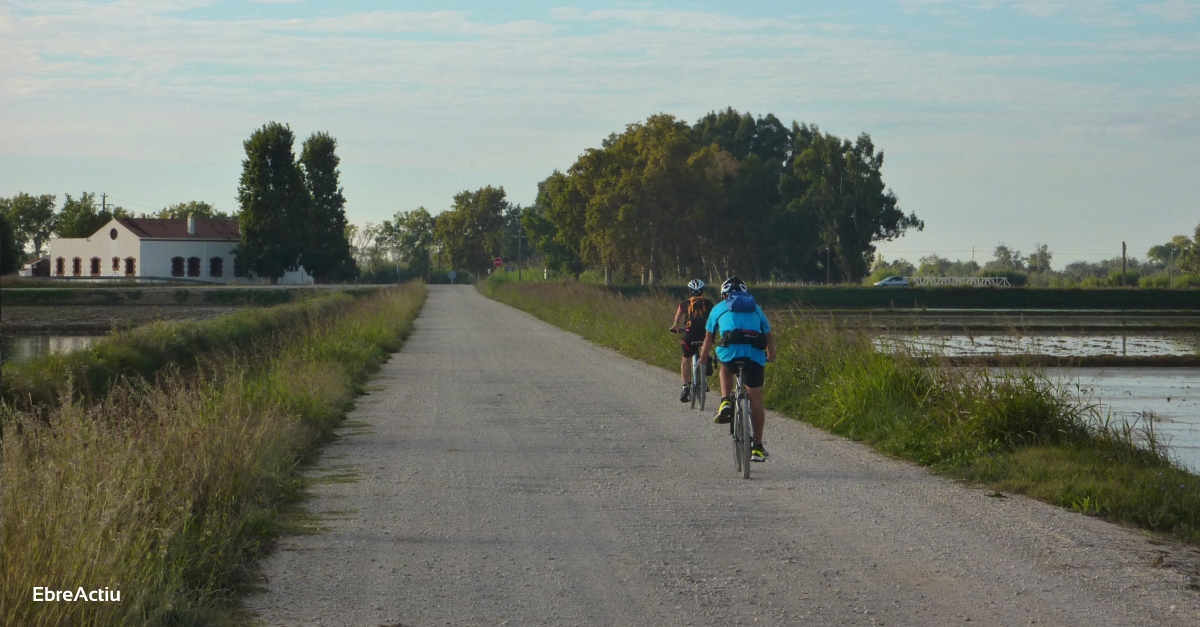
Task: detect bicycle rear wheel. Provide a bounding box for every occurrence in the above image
[689,356,699,410]
[696,359,707,411]
[739,398,752,479]
[732,406,743,473]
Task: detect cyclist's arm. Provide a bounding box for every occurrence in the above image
[699,332,716,364]
[764,332,776,363]
[670,305,685,330]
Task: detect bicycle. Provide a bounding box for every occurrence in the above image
[670,328,708,411]
[727,358,754,479]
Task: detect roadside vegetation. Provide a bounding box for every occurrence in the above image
[483,280,1200,545]
[0,283,426,626]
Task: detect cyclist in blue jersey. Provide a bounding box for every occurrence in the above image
[699,277,776,462]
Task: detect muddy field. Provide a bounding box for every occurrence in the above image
[0,305,245,333]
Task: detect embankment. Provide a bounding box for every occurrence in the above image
[614,284,1200,310]
[0,283,426,627]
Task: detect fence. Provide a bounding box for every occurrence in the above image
[906,276,1011,287]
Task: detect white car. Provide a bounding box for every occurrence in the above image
[873,276,909,287]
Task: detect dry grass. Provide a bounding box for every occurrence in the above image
[0,283,426,626]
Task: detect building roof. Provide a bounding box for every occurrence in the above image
[114,218,241,240]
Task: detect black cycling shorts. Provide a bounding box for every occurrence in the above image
[720,358,765,389]
[680,330,705,358]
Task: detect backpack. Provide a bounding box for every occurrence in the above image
[684,296,712,328]
[717,294,768,349]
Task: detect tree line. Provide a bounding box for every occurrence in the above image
[869,223,1200,288]
[0,122,357,282]
[348,108,923,285]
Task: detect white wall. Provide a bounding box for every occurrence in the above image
[139,240,239,281]
[46,218,314,284]
[48,219,241,282]
[48,220,142,277]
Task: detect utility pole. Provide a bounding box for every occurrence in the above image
[517,226,522,282]
[1122,241,1127,286]
[102,193,107,213]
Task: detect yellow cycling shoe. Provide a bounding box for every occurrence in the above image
[713,399,733,424]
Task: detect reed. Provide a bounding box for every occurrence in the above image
[0,283,426,626]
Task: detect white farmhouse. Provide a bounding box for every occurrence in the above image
[47,215,312,284]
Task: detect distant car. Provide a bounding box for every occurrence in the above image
[873,276,909,287]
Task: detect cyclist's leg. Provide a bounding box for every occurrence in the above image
[718,362,733,398]
[679,340,693,384]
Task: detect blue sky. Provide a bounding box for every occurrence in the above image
[2,0,1198,266]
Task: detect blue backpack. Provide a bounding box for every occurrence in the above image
[717,294,767,349]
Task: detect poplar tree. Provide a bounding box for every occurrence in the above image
[0,212,21,274]
[298,132,356,282]
[236,122,308,282]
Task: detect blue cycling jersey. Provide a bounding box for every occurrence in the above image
[705,297,771,366]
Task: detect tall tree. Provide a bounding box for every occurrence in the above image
[0,193,57,255]
[783,126,922,282]
[236,122,308,282]
[155,201,230,220]
[1027,244,1053,273]
[0,212,21,274]
[298,132,356,282]
[434,186,508,276]
[381,207,435,280]
[55,192,129,238]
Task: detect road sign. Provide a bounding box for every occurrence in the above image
[448,270,457,284]
[493,257,504,268]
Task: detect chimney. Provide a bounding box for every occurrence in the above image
[187,213,196,235]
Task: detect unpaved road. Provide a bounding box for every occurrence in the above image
[247,285,1200,626]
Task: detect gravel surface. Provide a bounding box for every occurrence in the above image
[246,285,1200,626]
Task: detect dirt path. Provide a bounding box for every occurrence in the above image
[246,285,1200,626]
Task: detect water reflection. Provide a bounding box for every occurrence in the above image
[0,334,100,365]
[1045,368,1199,473]
[878,331,1199,358]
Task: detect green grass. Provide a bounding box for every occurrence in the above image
[482,279,1200,544]
[0,283,427,626]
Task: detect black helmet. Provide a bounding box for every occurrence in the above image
[720,276,747,297]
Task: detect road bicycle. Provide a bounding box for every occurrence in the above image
[727,358,754,479]
[670,328,708,411]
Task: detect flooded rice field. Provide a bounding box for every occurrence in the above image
[1045,368,1199,472]
[877,331,1199,357]
[0,333,102,365]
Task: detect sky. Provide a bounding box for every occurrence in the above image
[2,0,1198,268]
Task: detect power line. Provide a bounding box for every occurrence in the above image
[106,197,161,212]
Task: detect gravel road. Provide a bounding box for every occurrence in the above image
[247,285,1200,626]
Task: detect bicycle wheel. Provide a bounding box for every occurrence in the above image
[689,356,699,410]
[732,405,743,473]
[696,359,707,411]
[740,398,753,479]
